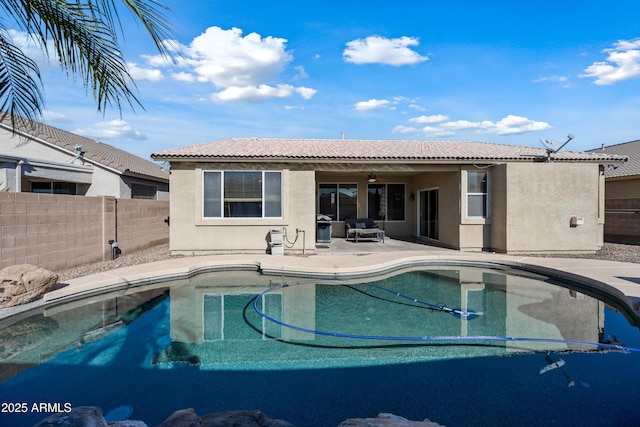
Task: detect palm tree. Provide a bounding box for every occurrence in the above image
[0,0,176,128]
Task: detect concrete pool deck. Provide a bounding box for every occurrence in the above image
[3,237,640,322]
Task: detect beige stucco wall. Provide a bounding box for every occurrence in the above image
[412,171,461,249]
[169,162,316,255]
[168,160,605,255]
[493,162,604,253]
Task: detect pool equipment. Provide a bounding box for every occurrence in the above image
[269,229,284,255]
[253,279,640,353]
[362,281,481,320]
[541,353,575,387]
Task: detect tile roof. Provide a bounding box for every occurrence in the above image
[0,114,168,182]
[152,137,626,164]
[588,140,640,178]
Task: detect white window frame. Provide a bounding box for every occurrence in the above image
[202,170,283,219]
[466,170,489,219]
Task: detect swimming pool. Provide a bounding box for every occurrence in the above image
[1,265,639,426]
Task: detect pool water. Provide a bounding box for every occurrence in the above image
[1,267,639,426]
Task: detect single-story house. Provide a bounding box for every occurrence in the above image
[0,115,169,199]
[151,138,626,255]
[589,140,640,244]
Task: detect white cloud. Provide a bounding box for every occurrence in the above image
[480,115,551,135]
[581,38,640,85]
[127,62,163,81]
[393,125,419,134]
[171,72,197,82]
[75,120,147,141]
[9,29,52,65]
[293,65,309,80]
[146,26,316,101]
[533,75,571,88]
[409,114,449,124]
[175,27,293,87]
[406,115,550,136]
[296,86,317,99]
[440,120,482,130]
[212,85,294,102]
[354,99,390,111]
[211,84,317,102]
[343,35,428,66]
[422,126,456,137]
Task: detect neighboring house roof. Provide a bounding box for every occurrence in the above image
[152,137,627,164]
[588,140,640,179]
[0,114,168,182]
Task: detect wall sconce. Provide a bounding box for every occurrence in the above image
[410,193,415,201]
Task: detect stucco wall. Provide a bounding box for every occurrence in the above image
[412,171,460,249]
[498,162,604,253]
[0,193,169,271]
[169,162,315,255]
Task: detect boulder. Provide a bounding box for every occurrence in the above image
[201,410,297,427]
[157,408,201,427]
[0,264,58,308]
[338,413,444,427]
[33,406,108,427]
[110,421,149,427]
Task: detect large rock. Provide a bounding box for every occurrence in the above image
[338,413,444,427]
[0,264,58,308]
[157,408,201,427]
[201,410,297,427]
[33,406,108,427]
[157,409,297,427]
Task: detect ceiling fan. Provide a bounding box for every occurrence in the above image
[367,173,386,183]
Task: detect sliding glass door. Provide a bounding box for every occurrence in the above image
[419,189,438,240]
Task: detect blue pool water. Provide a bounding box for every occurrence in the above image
[1,266,639,426]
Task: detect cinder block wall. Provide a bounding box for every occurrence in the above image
[0,193,169,271]
[604,198,640,244]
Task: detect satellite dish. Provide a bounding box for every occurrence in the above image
[539,134,574,162]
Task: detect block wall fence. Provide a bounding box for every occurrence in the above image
[0,193,169,271]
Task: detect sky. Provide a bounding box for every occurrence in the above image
[8,0,640,160]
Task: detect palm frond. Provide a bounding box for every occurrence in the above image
[0,0,177,122]
[0,29,44,128]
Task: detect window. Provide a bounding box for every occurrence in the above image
[31,181,77,195]
[203,171,282,218]
[131,183,157,199]
[467,171,488,218]
[203,293,282,341]
[318,183,357,221]
[368,183,405,221]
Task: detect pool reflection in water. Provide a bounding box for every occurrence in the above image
[1,266,639,426]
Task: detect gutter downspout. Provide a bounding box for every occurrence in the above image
[16,160,23,192]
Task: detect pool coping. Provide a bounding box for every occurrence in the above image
[2,249,640,325]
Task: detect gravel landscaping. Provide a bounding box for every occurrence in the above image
[54,241,640,282]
